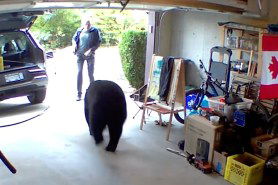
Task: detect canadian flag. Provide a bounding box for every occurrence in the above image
[259,34,278,99]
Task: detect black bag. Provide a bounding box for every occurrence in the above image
[268,24,278,33]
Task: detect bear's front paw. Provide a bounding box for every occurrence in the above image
[93,132,103,144]
[95,137,103,145]
[89,129,94,136]
[105,145,116,152]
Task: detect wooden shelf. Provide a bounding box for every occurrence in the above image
[228,48,258,53]
[219,23,266,77]
[231,71,260,81]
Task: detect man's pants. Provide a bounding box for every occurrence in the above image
[77,54,95,96]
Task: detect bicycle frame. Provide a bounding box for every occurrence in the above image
[176,47,232,122]
[187,46,232,111]
[191,60,229,110]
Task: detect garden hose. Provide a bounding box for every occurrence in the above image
[0,105,50,128]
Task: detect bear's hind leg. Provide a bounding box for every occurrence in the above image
[85,108,94,136]
[91,113,106,144]
[92,125,105,144]
[106,123,123,152]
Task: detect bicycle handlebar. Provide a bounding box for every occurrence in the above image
[199,59,211,77]
[199,59,229,95]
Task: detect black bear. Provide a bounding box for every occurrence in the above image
[84,80,127,152]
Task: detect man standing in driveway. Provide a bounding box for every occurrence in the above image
[72,19,101,101]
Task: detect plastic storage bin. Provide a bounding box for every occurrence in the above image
[207,96,226,112]
[235,98,253,110]
[208,96,253,113]
[224,152,265,185]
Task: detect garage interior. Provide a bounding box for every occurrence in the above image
[0,1,278,185]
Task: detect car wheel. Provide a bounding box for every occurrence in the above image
[27,89,46,104]
[194,163,199,169]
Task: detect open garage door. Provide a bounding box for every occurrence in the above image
[0,0,267,17]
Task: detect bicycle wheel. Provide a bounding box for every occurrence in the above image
[268,113,278,135]
[174,89,207,124]
[248,101,271,134]
[251,101,271,121]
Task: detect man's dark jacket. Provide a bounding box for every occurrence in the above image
[73,27,101,54]
[158,57,175,101]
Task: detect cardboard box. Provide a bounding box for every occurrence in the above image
[258,137,278,158]
[251,135,278,159]
[212,150,228,176]
[185,115,223,163]
[251,135,274,148]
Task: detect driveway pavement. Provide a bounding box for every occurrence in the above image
[46,46,134,100]
[0,46,133,125]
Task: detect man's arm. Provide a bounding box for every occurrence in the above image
[72,30,79,54]
[85,29,101,56]
[92,29,101,51]
[72,30,78,44]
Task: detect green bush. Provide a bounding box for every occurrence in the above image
[31,10,81,50]
[31,9,147,49]
[92,10,147,47]
[93,10,122,46]
[119,30,147,89]
[99,31,119,46]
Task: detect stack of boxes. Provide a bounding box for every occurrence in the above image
[184,112,278,185]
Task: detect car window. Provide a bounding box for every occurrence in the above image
[4,41,17,53]
[0,32,29,55]
[16,37,28,51]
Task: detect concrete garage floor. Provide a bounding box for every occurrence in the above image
[0,47,229,185]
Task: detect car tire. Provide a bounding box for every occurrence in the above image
[27,89,46,104]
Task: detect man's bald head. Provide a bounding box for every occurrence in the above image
[82,19,92,31]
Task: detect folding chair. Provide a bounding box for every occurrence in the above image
[130,84,154,119]
[140,55,185,141]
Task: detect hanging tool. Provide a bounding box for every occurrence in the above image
[166,148,186,158]
[120,0,130,12]
[0,150,17,174]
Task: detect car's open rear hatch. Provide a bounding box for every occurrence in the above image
[0,11,43,32]
[3,60,36,72]
[0,62,46,87]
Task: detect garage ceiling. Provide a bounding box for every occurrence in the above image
[0,0,264,17]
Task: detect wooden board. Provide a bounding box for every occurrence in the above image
[167,58,185,107]
[144,56,185,111]
[146,55,163,101]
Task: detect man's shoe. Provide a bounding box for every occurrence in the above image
[76,95,82,101]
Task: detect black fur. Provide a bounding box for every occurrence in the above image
[84,80,127,152]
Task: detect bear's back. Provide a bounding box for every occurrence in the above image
[86,80,127,122]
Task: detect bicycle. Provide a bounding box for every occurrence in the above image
[174,59,248,123]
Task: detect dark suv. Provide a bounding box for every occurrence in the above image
[0,11,48,104]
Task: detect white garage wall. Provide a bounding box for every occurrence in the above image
[169,10,230,70]
[157,10,231,86]
[156,11,173,56]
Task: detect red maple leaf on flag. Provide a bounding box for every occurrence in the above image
[269,56,278,79]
